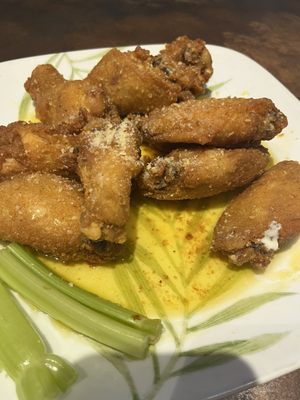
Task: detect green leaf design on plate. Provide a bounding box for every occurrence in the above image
[127,258,180,346]
[187,267,242,317]
[170,332,287,377]
[197,79,231,100]
[135,244,184,300]
[188,292,294,332]
[208,79,231,92]
[150,347,161,383]
[46,53,61,65]
[18,93,34,121]
[92,342,140,400]
[113,263,147,316]
[67,49,109,64]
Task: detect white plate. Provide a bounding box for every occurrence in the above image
[0,44,300,400]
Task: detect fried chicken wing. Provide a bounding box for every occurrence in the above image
[0,173,121,263]
[88,37,213,115]
[138,146,269,200]
[0,122,78,179]
[78,118,142,243]
[153,35,213,98]
[24,64,108,131]
[141,98,287,147]
[25,37,213,120]
[212,161,300,269]
[0,125,24,179]
[88,47,182,116]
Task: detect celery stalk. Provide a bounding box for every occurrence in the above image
[0,280,77,400]
[0,248,150,358]
[8,243,162,342]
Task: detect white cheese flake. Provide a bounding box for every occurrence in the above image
[259,221,282,251]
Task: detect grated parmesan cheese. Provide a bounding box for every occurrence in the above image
[259,221,282,251]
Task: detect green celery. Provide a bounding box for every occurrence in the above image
[0,280,77,400]
[0,248,150,359]
[8,243,162,342]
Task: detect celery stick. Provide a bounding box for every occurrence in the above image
[8,243,162,342]
[0,280,77,400]
[0,249,150,358]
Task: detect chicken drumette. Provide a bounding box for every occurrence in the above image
[25,64,109,131]
[212,161,300,269]
[0,173,122,264]
[0,121,78,180]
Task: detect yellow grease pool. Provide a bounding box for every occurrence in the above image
[42,192,300,319]
[22,107,299,320]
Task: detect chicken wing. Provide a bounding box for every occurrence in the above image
[212,161,300,269]
[141,98,287,147]
[0,121,78,180]
[24,64,109,131]
[153,35,213,98]
[0,173,121,263]
[88,36,213,115]
[78,118,142,243]
[88,47,182,116]
[138,146,270,200]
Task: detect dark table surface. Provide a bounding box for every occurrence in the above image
[1,1,300,399]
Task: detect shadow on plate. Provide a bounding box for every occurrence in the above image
[64,350,257,400]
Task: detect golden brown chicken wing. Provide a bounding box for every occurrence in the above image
[88,37,213,115]
[88,47,182,116]
[24,64,108,131]
[78,118,142,243]
[0,173,121,263]
[141,98,287,147]
[138,146,270,200]
[0,125,24,179]
[212,161,300,269]
[0,121,78,180]
[153,35,213,98]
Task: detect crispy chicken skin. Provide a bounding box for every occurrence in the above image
[24,64,108,131]
[88,37,213,115]
[212,161,300,269]
[0,122,78,179]
[25,37,213,120]
[0,173,120,263]
[153,35,213,98]
[141,98,287,147]
[88,47,182,116]
[138,146,269,200]
[78,118,142,243]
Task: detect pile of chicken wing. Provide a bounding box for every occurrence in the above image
[0,36,299,268]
